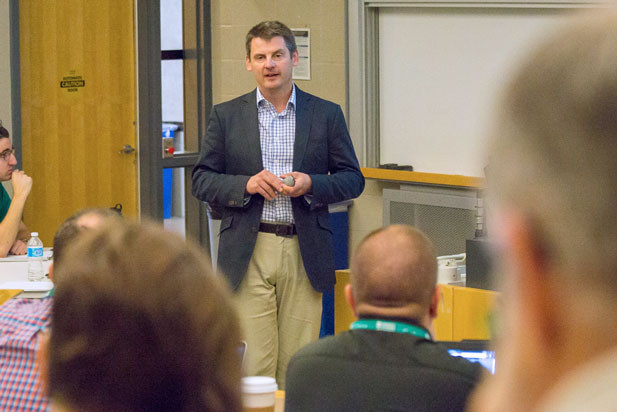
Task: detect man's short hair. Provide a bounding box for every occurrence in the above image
[52,208,121,271]
[245,20,297,58]
[490,12,617,295]
[48,221,243,412]
[0,121,9,139]
[350,225,437,313]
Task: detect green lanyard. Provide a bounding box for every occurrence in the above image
[350,319,432,340]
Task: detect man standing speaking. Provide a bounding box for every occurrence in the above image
[192,21,364,388]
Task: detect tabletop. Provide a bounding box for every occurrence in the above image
[0,258,53,299]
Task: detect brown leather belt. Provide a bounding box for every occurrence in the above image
[259,222,297,237]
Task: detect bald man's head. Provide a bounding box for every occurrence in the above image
[350,225,437,320]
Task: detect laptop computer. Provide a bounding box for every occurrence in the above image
[441,340,496,374]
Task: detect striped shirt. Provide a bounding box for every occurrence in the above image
[256,86,296,224]
[0,298,51,412]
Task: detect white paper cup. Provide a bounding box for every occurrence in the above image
[242,376,277,412]
[438,260,460,284]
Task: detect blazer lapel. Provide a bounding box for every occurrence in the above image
[240,90,263,171]
[294,87,314,170]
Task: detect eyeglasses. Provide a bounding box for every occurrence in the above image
[0,148,15,161]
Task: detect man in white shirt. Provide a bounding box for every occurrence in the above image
[469,10,617,412]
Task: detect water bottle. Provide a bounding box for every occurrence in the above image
[27,232,45,281]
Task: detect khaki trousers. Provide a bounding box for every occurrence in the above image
[234,232,322,390]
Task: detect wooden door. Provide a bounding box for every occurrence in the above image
[19,0,138,245]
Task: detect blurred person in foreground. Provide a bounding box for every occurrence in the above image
[0,121,32,256]
[0,208,120,412]
[38,221,243,412]
[469,10,617,412]
[285,225,482,412]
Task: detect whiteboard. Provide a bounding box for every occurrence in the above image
[378,7,574,176]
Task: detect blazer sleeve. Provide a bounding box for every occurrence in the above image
[309,105,365,208]
[191,105,251,208]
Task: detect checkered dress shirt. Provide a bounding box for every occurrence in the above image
[256,86,296,224]
[0,298,52,412]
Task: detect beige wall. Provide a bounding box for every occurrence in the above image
[0,0,11,130]
[210,0,346,111]
[348,179,400,254]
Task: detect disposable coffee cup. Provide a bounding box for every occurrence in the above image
[438,260,460,284]
[242,376,277,412]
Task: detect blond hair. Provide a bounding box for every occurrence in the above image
[490,11,617,293]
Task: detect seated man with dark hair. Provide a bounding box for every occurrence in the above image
[0,121,32,257]
[0,208,120,412]
[285,225,482,412]
[38,221,244,412]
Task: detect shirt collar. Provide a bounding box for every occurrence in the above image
[256,84,296,111]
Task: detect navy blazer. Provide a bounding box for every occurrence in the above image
[192,87,364,292]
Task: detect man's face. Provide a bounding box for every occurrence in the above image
[246,36,298,96]
[0,138,17,181]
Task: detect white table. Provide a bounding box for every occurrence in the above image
[0,256,54,298]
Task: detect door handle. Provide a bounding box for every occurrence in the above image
[119,144,136,154]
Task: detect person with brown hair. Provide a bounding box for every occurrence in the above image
[38,221,244,412]
[0,121,32,256]
[285,225,482,412]
[192,20,364,388]
[469,10,617,412]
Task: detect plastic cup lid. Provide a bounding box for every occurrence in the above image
[241,376,278,393]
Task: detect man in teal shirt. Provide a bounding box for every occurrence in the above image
[0,184,12,221]
[0,121,32,256]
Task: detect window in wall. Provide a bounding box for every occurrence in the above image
[158,0,211,242]
[161,0,186,237]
